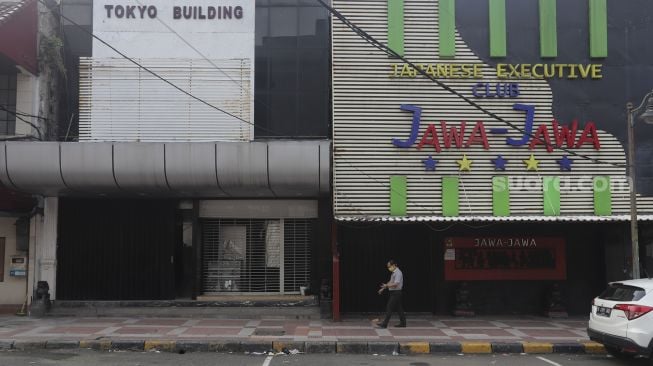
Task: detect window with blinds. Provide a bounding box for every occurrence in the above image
[201,218,312,294]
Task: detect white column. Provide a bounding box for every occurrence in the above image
[35,197,59,299]
[27,215,38,304]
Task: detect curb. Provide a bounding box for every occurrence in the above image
[0,339,605,355]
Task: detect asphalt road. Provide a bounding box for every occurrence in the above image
[0,350,651,366]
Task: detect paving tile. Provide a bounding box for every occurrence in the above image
[441,320,497,328]
[388,328,447,337]
[520,329,584,338]
[323,328,378,337]
[132,319,188,326]
[71,318,126,324]
[194,319,249,327]
[399,320,438,328]
[38,326,107,335]
[182,327,242,336]
[111,327,175,335]
[500,321,555,328]
[456,328,514,337]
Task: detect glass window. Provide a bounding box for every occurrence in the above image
[599,284,646,302]
[270,7,298,38]
[255,1,330,138]
[255,8,269,47]
[299,7,328,36]
[0,73,17,135]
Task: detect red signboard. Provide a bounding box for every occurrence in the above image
[444,237,566,281]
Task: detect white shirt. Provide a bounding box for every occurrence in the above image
[389,268,403,291]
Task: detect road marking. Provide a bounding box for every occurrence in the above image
[537,356,563,366]
[262,355,273,366]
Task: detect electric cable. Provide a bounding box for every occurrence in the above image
[315,0,625,168]
[0,106,43,140]
[37,0,283,136]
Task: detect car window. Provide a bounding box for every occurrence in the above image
[599,284,646,301]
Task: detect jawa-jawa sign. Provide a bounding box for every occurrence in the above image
[391,104,601,153]
[444,237,567,281]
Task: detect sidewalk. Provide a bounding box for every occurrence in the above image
[0,315,603,354]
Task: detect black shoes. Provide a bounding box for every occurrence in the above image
[394,323,406,328]
[375,323,387,329]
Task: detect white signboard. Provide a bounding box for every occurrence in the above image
[93,0,254,59]
[84,1,255,141]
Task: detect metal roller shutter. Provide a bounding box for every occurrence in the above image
[201,218,313,295]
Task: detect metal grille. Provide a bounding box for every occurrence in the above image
[0,74,16,135]
[201,218,312,294]
[284,219,312,293]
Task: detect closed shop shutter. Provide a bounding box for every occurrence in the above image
[201,218,312,294]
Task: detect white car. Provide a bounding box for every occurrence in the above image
[588,278,653,359]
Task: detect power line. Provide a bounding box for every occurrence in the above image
[38,0,282,137]
[0,105,43,140]
[3,106,49,121]
[133,0,250,100]
[315,0,625,169]
[132,0,284,137]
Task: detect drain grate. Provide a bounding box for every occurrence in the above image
[253,329,285,336]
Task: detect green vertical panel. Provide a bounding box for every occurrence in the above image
[387,0,405,56]
[543,177,561,216]
[489,0,506,57]
[439,0,456,58]
[492,176,510,216]
[593,176,612,216]
[589,0,608,58]
[390,175,407,216]
[539,0,557,57]
[442,177,459,216]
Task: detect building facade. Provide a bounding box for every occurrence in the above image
[331,0,653,315]
[0,0,333,312]
[0,0,60,312]
[3,0,653,319]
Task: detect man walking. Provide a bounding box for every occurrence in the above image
[376,259,406,328]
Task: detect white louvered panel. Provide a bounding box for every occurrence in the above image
[79,57,252,142]
[331,0,653,220]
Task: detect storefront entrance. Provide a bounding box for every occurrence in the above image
[339,223,440,313]
[57,199,177,300]
[200,218,313,295]
[339,222,614,316]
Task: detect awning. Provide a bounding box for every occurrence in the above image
[336,215,653,222]
[0,141,331,197]
[0,0,38,75]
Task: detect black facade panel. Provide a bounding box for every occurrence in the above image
[254,1,331,139]
[57,199,176,300]
[456,0,653,195]
[339,222,611,315]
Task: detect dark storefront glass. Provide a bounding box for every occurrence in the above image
[255,0,331,138]
[0,73,17,135]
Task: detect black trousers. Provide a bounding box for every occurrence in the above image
[381,290,406,326]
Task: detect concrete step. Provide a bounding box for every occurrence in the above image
[48,298,323,319]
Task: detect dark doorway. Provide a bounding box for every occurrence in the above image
[338,222,612,316]
[339,223,439,313]
[57,199,176,300]
[175,209,195,299]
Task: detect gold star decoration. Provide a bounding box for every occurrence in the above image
[523,154,540,171]
[457,154,473,171]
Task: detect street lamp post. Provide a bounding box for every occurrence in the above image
[626,90,653,279]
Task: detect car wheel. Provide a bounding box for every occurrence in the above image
[605,346,636,359]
